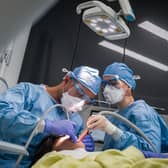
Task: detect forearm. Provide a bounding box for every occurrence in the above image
[110,131,160,152]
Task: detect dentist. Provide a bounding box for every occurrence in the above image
[0,65,101,167]
[87,62,168,153]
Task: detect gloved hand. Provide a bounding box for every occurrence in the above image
[44,119,77,143]
[87,115,123,139]
[82,134,95,152]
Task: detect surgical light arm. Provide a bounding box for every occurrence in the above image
[118,0,135,21]
[106,0,136,21]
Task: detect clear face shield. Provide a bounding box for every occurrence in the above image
[69,79,92,103]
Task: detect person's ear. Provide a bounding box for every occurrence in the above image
[63,75,73,92]
[125,87,132,96]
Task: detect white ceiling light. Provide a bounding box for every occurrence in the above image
[76,0,135,41]
[138,21,168,41]
[99,40,168,72]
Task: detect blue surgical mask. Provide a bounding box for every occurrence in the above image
[103,85,124,104]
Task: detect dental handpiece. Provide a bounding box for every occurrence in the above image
[78,129,89,141]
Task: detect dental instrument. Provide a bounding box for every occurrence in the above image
[78,129,89,141]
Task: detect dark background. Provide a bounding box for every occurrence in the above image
[19,0,168,112]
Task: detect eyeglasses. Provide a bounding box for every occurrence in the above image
[69,79,92,103]
[102,77,120,88]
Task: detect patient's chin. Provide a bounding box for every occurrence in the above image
[74,141,85,149]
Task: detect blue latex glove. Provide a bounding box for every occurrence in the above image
[44,119,77,143]
[82,134,95,152]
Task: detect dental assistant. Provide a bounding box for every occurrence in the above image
[87,62,168,153]
[0,66,101,168]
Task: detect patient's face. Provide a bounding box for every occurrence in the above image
[52,135,85,151]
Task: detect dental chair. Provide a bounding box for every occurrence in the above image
[0,141,29,156]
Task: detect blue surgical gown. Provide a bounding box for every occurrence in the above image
[103,100,168,153]
[0,82,84,168]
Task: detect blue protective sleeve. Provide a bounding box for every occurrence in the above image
[0,83,39,139]
[115,129,159,152]
[103,100,162,152]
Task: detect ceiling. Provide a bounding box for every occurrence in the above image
[19,0,168,112]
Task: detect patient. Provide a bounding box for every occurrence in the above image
[30,135,90,166]
[31,135,168,168]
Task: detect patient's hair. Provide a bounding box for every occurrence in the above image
[30,135,59,166]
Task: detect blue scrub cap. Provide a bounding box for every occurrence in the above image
[103,62,136,90]
[69,66,101,95]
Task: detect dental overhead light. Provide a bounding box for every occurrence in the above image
[76,0,135,40]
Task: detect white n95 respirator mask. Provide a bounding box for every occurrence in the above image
[103,85,124,104]
[61,92,85,113]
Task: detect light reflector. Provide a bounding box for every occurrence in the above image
[77,1,130,40]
